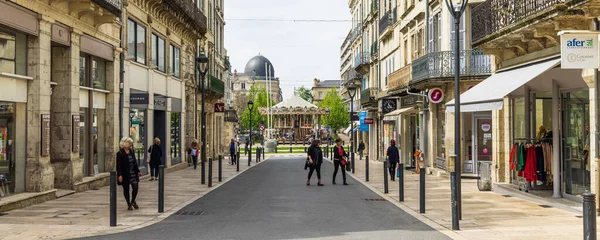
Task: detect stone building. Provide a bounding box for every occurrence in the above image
[232,54,283,116]
[0,0,123,195]
[311,79,341,105]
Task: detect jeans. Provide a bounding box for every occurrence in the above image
[122,183,139,206]
[388,162,397,181]
[333,160,347,183]
[359,150,363,160]
[230,152,236,164]
[150,165,158,177]
[308,163,321,180]
[192,156,198,169]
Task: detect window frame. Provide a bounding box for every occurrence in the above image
[127,19,147,65]
[0,27,27,76]
[151,33,166,73]
[170,44,181,79]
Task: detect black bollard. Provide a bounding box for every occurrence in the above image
[583,192,597,240]
[208,158,213,187]
[384,159,389,194]
[290,146,292,153]
[110,170,117,227]
[218,155,222,182]
[399,163,404,202]
[275,147,278,153]
[262,147,265,160]
[248,148,251,166]
[236,151,240,172]
[304,146,307,153]
[451,171,460,230]
[158,165,164,213]
[365,155,369,182]
[420,167,425,213]
[201,158,205,185]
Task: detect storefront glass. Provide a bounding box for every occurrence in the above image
[562,90,590,197]
[436,107,446,162]
[0,103,15,195]
[130,109,147,173]
[79,107,88,174]
[0,28,27,75]
[383,121,396,155]
[93,109,105,173]
[170,112,181,165]
[513,98,526,140]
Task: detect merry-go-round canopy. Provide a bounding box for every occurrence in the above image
[259,95,329,115]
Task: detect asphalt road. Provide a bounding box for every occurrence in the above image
[83,156,450,240]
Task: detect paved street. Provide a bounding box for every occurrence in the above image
[85,156,450,240]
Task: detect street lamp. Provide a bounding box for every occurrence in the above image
[347,83,357,174]
[248,100,254,166]
[445,0,468,231]
[196,49,209,185]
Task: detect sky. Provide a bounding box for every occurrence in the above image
[224,0,351,100]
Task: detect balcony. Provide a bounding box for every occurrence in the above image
[370,41,378,58]
[411,50,492,84]
[360,88,378,106]
[371,0,379,15]
[471,0,587,46]
[350,26,362,43]
[379,7,397,38]
[342,69,361,82]
[388,64,411,91]
[162,0,208,36]
[199,75,225,98]
[92,0,122,16]
[353,52,370,74]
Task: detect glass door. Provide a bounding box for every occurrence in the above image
[130,109,148,175]
[474,117,493,174]
[562,90,590,197]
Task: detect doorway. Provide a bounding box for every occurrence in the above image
[562,90,590,197]
[473,116,492,174]
[154,110,166,166]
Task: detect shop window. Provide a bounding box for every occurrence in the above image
[513,98,525,140]
[170,44,180,78]
[151,33,165,72]
[92,58,106,89]
[79,108,88,164]
[127,19,146,65]
[0,102,15,195]
[0,29,27,76]
[79,56,88,87]
[80,55,106,90]
[436,106,445,160]
[170,112,181,164]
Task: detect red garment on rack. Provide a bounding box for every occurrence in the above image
[524,146,538,182]
[509,144,516,170]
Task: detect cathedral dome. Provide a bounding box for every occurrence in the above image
[244,55,275,79]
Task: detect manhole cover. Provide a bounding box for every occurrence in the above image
[175,210,204,216]
[363,198,387,202]
[538,205,552,208]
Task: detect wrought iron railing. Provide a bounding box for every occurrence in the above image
[353,52,370,68]
[472,0,571,43]
[199,75,225,95]
[163,0,208,35]
[342,69,361,82]
[371,0,379,14]
[388,64,411,90]
[360,88,377,105]
[411,50,492,83]
[379,7,397,36]
[350,26,362,43]
[92,0,122,15]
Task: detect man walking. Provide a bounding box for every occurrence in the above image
[230,139,237,165]
[358,139,365,161]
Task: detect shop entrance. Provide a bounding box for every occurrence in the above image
[153,110,166,166]
[562,90,590,197]
[130,109,148,175]
[471,115,492,174]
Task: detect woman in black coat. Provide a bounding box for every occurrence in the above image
[386,139,400,181]
[332,138,348,185]
[306,139,324,186]
[148,137,163,181]
[116,137,141,210]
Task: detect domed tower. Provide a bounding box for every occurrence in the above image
[244,55,275,79]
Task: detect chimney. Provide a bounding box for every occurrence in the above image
[313,78,320,86]
[233,69,237,78]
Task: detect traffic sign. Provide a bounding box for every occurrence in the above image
[428,88,444,104]
[259,124,265,131]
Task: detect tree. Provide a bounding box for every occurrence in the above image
[295,86,313,102]
[318,89,350,133]
[240,85,274,132]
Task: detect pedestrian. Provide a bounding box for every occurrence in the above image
[387,139,400,181]
[358,139,365,160]
[230,139,237,165]
[332,138,348,185]
[148,137,163,181]
[116,137,142,210]
[245,139,249,156]
[306,139,324,186]
[190,141,199,169]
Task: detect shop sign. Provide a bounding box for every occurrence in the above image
[41,114,50,157]
[359,112,369,132]
[214,103,225,112]
[428,88,444,104]
[154,98,167,107]
[400,95,419,108]
[130,93,149,105]
[559,31,599,69]
[382,99,397,115]
[481,122,491,132]
[72,115,79,152]
[364,118,374,124]
[351,112,359,121]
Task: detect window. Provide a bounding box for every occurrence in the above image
[241,83,246,89]
[449,9,466,51]
[80,55,106,89]
[436,106,446,160]
[92,58,106,89]
[127,19,146,65]
[151,34,165,72]
[318,91,323,99]
[0,28,27,75]
[80,56,88,87]
[428,12,442,53]
[170,44,180,78]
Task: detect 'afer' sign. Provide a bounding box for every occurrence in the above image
[559,31,599,69]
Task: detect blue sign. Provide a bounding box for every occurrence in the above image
[359,111,369,132]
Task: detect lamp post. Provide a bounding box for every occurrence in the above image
[248,100,254,166]
[196,50,209,185]
[347,83,357,174]
[444,0,468,231]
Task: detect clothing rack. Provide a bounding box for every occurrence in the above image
[510,140,554,192]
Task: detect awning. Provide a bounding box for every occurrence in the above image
[352,126,360,132]
[343,122,359,134]
[446,58,561,113]
[383,107,417,121]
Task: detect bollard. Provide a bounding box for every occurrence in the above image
[451,171,460,230]
[158,165,164,213]
[383,159,389,194]
[420,167,426,214]
[325,146,328,158]
[110,170,117,227]
[365,155,369,182]
[208,158,213,187]
[275,147,277,153]
[304,146,307,153]
[201,158,206,185]
[256,148,259,163]
[290,146,292,153]
[218,155,222,182]
[584,192,597,240]
[399,163,404,202]
[262,147,265,160]
[236,151,240,172]
[248,148,251,166]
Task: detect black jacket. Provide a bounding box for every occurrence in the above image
[333,146,348,161]
[148,144,163,167]
[387,146,400,163]
[116,148,140,184]
[307,145,323,165]
[358,142,365,151]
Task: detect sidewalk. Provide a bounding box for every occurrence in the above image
[346,156,585,240]
[0,155,267,240]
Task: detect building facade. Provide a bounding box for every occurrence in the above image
[312,79,342,105]
[232,54,283,116]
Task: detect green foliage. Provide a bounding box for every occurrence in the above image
[295,86,313,102]
[240,85,274,131]
[318,89,349,133]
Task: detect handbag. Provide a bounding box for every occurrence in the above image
[345,159,351,171]
[340,157,347,166]
[397,167,401,178]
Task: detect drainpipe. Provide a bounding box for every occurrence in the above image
[594,17,599,213]
[119,6,125,140]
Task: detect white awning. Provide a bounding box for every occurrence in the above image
[383,107,417,121]
[446,58,561,113]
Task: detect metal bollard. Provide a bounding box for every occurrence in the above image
[399,163,404,202]
[584,192,597,240]
[304,146,307,153]
[365,155,369,182]
[248,148,251,166]
[262,147,265,160]
[236,151,240,172]
[256,148,260,163]
[201,158,206,185]
[110,170,117,227]
[451,171,460,230]
[218,155,222,182]
[383,160,389,194]
[158,165,164,213]
[275,147,277,153]
[420,167,425,213]
[208,158,213,187]
[290,146,292,153]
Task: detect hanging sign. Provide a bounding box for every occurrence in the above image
[364,118,374,124]
[41,114,51,157]
[359,111,369,132]
[559,31,599,69]
[428,88,444,103]
[72,115,80,152]
[214,102,225,112]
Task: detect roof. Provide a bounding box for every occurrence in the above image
[273,95,318,108]
[313,80,341,88]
